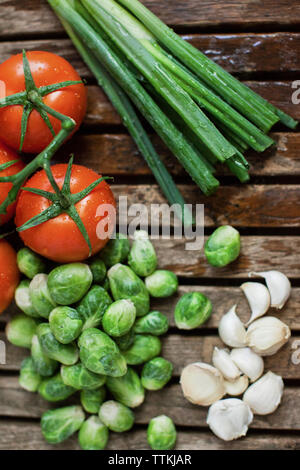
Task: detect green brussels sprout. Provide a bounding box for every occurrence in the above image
[102,299,136,337]
[205,225,241,267]
[99,400,134,432]
[29,274,57,319]
[38,373,76,402]
[101,277,110,292]
[49,307,83,344]
[78,328,127,377]
[128,230,157,277]
[15,280,40,318]
[141,357,173,391]
[115,329,135,352]
[17,248,46,279]
[147,415,177,450]
[106,367,145,408]
[145,270,178,298]
[61,363,106,390]
[37,323,79,365]
[31,335,58,377]
[19,357,41,392]
[100,233,130,267]
[134,311,169,336]
[48,263,93,305]
[41,405,85,444]
[77,285,112,330]
[174,292,212,330]
[108,264,150,317]
[80,387,106,414]
[89,259,107,284]
[78,416,109,451]
[6,314,38,349]
[123,334,161,365]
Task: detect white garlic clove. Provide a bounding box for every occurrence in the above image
[246,316,291,356]
[207,398,253,441]
[218,305,247,348]
[249,271,291,310]
[224,375,249,396]
[180,362,225,406]
[243,371,284,415]
[241,282,270,325]
[230,347,264,382]
[212,347,241,382]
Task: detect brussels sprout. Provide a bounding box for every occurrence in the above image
[49,307,83,344]
[102,300,136,337]
[80,387,106,414]
[147,415,177,450]
[205,225,241,267]
[19,357,41,392]
[106,367,145,408]
[15,280,40,318]
[123,334,161,365]
[78,328,127,377]
[78,416,109,451]
[17,248,46,280]
[6,314,38,349]
[174,292,212,330]
[38,373,76,402]
[31,335,58,377]
[29,274,57,319]
[48,263,93,305]
[77,285,112,330]
[115,329,135,352]
[41,405,85,444]
[134,311,169,336]
[61,363,106,390]
[128,230,157,277]
[101,277,110,292]
[37,323,79,365]
[100,233,130,267]
[99,400,134,432]
[145,270,178,298]
[141,357,173,391]
[108,264,150,317]
[89,259,107,284]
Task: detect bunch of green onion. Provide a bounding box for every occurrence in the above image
[48,0,297,225]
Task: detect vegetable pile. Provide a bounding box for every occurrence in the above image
[47,0,298,224]
[7,231,180,450]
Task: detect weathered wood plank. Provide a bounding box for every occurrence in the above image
[0,377,299,432]
[0,420,298,450]
[1,0,300,38]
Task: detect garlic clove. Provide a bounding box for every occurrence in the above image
[241,282,270,325]
[180,362,225,406]
[246,316,291,356]
[243,371,284,415]
[212,347,241,382]
[224,375,249,396]
[207,398,253,441]
[249,271,291,309]
[230,347,264,382]
[218,305,247,348]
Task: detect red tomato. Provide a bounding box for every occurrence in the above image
[15,164,116,263]
[0,239,19,314]
[0,51,87,153]
[0,141,24,226]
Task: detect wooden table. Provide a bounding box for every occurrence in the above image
[0,0,299,450]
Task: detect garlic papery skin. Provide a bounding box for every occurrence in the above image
[243,371,284,415]
[246,316,291,356]
[218,305,247,348]
[230,347,264,382]
[180,362,225,406]
[249,271,291,310]
[241,282,270,325]
[212,347,241,382]
[207,398,253,441]
[224,375,249,396]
